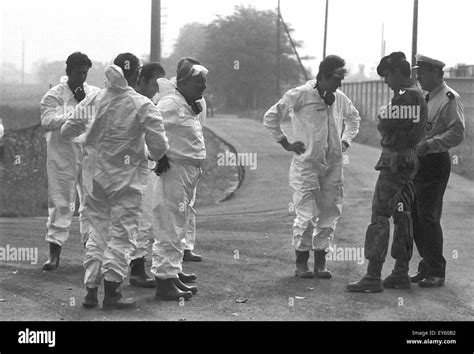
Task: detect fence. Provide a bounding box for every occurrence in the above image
[342,78,474,179]
[342,78,474,137]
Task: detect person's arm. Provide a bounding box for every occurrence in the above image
[140,101,169,162]
[426,94,465,153]
[340,95,361,151]
[263,89,306,154]
[198,97,207,126]
[60,92,98,140]
[40,90,67,132]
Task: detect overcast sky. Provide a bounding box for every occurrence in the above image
[1,0,473,76]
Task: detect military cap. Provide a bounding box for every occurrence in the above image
[413,54,446,69]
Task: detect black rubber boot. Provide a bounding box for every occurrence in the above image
[183,249,202,262]
[410,261,427,283]
[155,277,193,301]
[102,280,136,310]
[346,276,383,293]
[294,250,313,278]
[383,273,411,289]
[314,250,332,279]
[129,257,155,288]
[42,242,61,271]
[82,287,99,309]
[173,278,198,295]
[178,272,197,283]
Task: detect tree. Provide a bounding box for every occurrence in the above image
[35,60,107,89]
[160,22,208,79]
[164,5,305,112]
[202,6,303,111]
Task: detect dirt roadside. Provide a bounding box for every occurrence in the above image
[0,116,473,321]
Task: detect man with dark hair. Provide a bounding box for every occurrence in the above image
[129,61,167,288]
[150,59,209,300]
[163,57,207,263]
[65,52,93,101]
[40,51,99,270]
[135,62,166,102]
[61,52,169,309]
[264,55,360,280]
[411,54,465,287]
[346,51,427,293]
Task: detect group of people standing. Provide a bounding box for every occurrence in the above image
[264,52,465,293]
[40,52,208,309]
[39,49,464,311]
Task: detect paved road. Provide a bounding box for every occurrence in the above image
[1,116,473,321]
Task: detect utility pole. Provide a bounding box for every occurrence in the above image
[323,0,329,58]
[381,22,386,57]
[150,0,161,62]
[21,38,25,85]
[280,13,309,81]
[276,0,281,99]
[411,0,418,78]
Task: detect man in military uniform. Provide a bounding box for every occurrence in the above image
[347,52,427,292]
[410,54,465,287]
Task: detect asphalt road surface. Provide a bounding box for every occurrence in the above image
[1,116,473,321]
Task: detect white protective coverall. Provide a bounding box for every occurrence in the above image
[263,79,360,252]
[134,78,206,260]
[61,65,168,287]
[40,76,100,246]
[150,86,206,279]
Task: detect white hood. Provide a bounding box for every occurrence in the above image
[104,64,129,89]
[158,78,176,95]
[152,78,177,104]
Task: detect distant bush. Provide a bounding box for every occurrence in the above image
[0,122,240,216]
[0,124,48,216]
[0,104,41,131]
[0,83,46,108]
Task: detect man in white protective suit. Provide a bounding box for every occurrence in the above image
[129,61,206,288]
[151,59,209,300]
[169,57,207,264]
[127,61,167,288]
[61,53,169,310]
[263,55,360,279]
[40,52,100,271]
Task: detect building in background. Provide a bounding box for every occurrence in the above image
[446,64,474,78]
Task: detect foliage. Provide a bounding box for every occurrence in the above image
[0,124,48,216]
[163,5,305,112]
[35,60,106,89]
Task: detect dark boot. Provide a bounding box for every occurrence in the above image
[183,249,202,262]
[129,257,155,288]
[82,287,99,309]
[178,272,197,283]
[155,277,192,301]
[102,280,136,310]
[314,250,332,279]
[418,276,445,287]
[346,276,383,293]
[410,261,427,283]
[383,273,411,289]
[42,242,61,271]
[294,250,313,278]
[173,278,198,295]
[385,258,410,289]
[410,272,426,283]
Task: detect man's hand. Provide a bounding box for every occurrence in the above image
[73,87,86,102]
[415,141,430,157]
[341,140,350,153]
[278,137,306,155]
[153,155,170,176]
